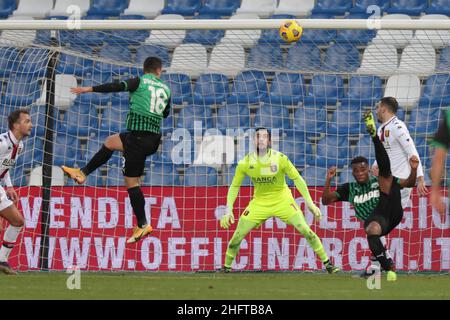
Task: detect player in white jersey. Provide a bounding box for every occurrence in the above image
[373,97,428,206]
[0,109,31,275]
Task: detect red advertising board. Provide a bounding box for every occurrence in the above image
[6,186,450,271]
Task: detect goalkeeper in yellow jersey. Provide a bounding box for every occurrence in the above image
[220,127,339,273]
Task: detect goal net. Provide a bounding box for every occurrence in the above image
[0,16,449,273]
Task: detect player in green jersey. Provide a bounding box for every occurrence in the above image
[62,57,171,244]
[322,112,419,281]
[430,108,449,216]
[220,127,339,273]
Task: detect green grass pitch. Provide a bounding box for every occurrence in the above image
[0,272,449,300]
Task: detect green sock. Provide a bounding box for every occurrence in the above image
[288,213,329,263]
[224,219,256,268]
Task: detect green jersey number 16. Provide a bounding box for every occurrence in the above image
[148,86,168,115]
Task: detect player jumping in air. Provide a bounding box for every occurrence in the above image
[62,57,171,244]
[220,127,339,273]
[0,109,32,274]
[430,107,449,215]
[322,111,419,281]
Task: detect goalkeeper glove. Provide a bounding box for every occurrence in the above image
[220,208,235,229]
[307,202,322,221]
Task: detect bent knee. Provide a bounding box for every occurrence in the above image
[365,222,382,236]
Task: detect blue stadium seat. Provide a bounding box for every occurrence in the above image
[279,131,312,167]
[227,70,268,104]
[11,166,28,187]
[300,14,337,44]
[160,73,193,105]
[341,75,383,107]
[183,14,225,45]
[84,137,121,168]
[414,136,432,168]
[426,0,450,15]
[17,48,50,78]
[224,165,252,186]
[259,14,296,45]
[199,0,240,16]
[396,107,406,122]
[247,44,283,70]
[312,0,352,15]
[301,166,328,186]
[338,167,354,184]
[350,0,390,14]
[293,105,327,138]
[193,73,229,105]
[184,165,218,186]
[176,105,214,133]
[28,105,49,137]
[53,135,80,167]
[254,105,291,130]
[0,0,16,18]
[286,44,321,72]
[136,45,169,68]
[78,72,112,104]
[328,106,363,135]
[160,137,192,165]
[1,75,42,106]
[97,45,133,74]
[322,43,360,72]
[35,16,69,45]
[87,0,128,16]
[106,15,150,45]
[353,136,375,163]
[216,104,251,130]
[161,114,175,135]
[56,50,94,77]
[408,106,442,135]
[0,47,20,78]
[436,46,450,72]
[58,103,99,137]
[15,136,44,171]
[303,74,344,105]
[387,0,428,15]
[265,72,306,105]
[99,108,128,136]
[143,164,179,186]
[418,74,450,107]
[162,0,202,16]
[69,15,108,46]
[313,136,350,168]
[105,167,125,186]
[335,13,376,44]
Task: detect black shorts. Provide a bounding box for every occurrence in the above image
[119,131,161,177]
[364,181,404,236]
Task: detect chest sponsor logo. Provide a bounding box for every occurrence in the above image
[2,159,15,167]
[252,176,277,184]
[354,190,380,204]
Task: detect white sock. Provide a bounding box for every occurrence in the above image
[0,225,22,262]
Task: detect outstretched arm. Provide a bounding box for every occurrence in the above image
[221,163,245,229]
[71,77,141,94]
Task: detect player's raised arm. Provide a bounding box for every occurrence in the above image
[284,157,322,221]
[70,77,141,95]
[220,162,246,229]
[321,167,340,205]
[399,155,419,188]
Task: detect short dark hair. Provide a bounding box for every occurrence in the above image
[143,56,163,73]
[8,109,30,130]
[351,156,369,166]
[379,97,399,114]
[255,127,271,140]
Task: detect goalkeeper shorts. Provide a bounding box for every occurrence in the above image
[119,131,161,177]
[240,197,302,226]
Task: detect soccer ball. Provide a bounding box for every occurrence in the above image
[279,20,303,43]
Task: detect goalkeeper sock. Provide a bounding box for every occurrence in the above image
[367,235,394,271]
[81,145,114,176]
[224,219,256,268]
[0,225,22,262]
[288,213,328,263]
[372,135,392,178]
[128,186,147,228]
